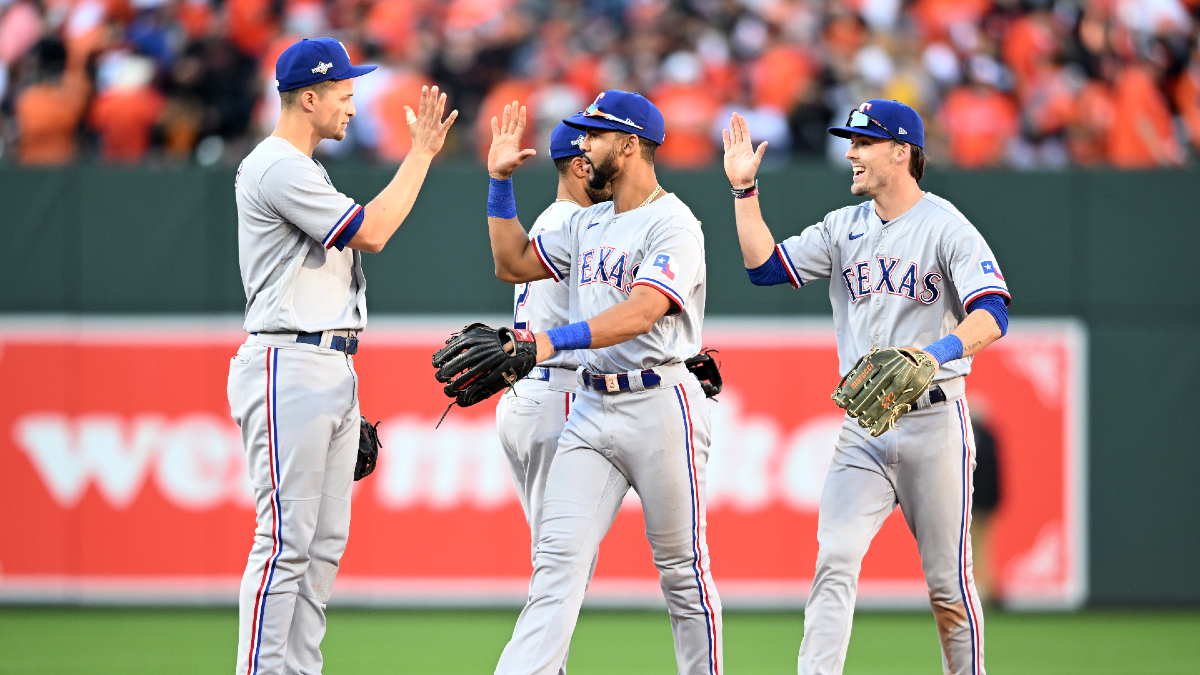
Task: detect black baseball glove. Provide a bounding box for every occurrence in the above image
[432,323,539,407]
[355,416,381,481]
[685,349,722,399]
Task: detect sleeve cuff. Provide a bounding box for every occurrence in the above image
[631,278,685,315]
[324,204,364,250]
[962,286,1011,308]
[533,235,564,282]
[331,206,365,251]
[775,244,803,289]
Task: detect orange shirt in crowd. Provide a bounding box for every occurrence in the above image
[749,45,813,114]
[651,83,720,169]
[1174,66,1200,152]
[939,85,1019,168]
[88,86,167,162]
[910,0,991,41]
[1023,66,1076,136]
[475,79,536,161]
[14,73,90,165]
[1107,65,1183,168]
[226,0,279,57]
[365,0,417,59]
[1003,14,1057,93]
[374,69,434,162]
[1068,80,1115,165]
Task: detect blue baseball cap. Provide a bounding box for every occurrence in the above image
[549,123,586,160]
[276,38,377,92]
[563,90,666,145]
[828,99,924,148]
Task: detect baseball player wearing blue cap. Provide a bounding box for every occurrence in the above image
[229,37,457,675]
[494,123,612,665]
[723,99,1009,675]
[483,92,722,675]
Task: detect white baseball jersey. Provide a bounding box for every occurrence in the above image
[774,193,1010,380]
[532,193,706,374]
[514,201,580,370]
[235,136,368,333]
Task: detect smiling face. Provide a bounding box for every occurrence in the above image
[309,78,356,141]
[845,133,908,197]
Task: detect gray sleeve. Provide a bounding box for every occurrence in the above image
[775,218,833,288]
[532,209,578,282]
[259,158,363,249]
[631,225,704,313]
[946,223,1011,308]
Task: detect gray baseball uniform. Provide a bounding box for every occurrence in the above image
[230,136,367,675]
[773,193,1009,675]
[495,193,721,675]
[497,200,584,563]
[496,201,593,675]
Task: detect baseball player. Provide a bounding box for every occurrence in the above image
[484,92,722,675]
[228,38,456,675]
[722,100,1010,675]
[496,122,612,567]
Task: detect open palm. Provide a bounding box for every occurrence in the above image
[488,101,537,179]
[405,85,457,158]
[722,112,767,188]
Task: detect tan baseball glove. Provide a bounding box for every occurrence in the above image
[831,347,937,437]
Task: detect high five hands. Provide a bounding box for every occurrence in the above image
[722,112,768,189]
[404,85,458,159]
[489,101,537,180]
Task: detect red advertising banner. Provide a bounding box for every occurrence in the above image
[0,317,1086,609]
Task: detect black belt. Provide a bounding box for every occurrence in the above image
[924,385,946,408]
[296,331,358,355]
[582,369,661,392]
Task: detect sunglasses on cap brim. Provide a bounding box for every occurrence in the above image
[582,102,644,130]
[846,109,901,143]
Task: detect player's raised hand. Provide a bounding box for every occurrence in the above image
[406,85,458,159]
[488,101,537,180]
[722,112,768,189]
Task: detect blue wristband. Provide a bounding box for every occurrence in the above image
[488,177,517,219]
[546,321,592,352]
[922,334,964,366]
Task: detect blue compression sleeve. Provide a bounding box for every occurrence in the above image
[488,177,517,218]
[966,293,1009,337]
[923,334,964,366]
[546,321,592,351]
[746,253,791,286]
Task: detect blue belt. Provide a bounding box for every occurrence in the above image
[296,331,358,355]
[582,369,661,392]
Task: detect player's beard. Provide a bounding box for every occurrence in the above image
[584,180,613,204]
[850,162,887,197]
[586,144,620,193]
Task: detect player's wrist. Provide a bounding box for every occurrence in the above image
[488,176,518,219]
[920,335,963,366]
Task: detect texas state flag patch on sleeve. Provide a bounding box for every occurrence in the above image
[653,254,675,281]
[980,260,1005,281]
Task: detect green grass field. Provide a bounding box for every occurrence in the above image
[1,607,1197,674]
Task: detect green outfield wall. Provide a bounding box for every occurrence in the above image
[1,163,1197,605]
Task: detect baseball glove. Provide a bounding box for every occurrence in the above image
[831,347,937,437]
[685,349,723,399]
[355,416,381,481]
[432,323,539,407]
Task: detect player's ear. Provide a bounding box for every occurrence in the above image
[571,156,588,178]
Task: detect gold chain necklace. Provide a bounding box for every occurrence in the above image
[638,185,663,209]
[554,198,582,207]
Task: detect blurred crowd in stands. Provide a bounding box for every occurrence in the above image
[1,0,1199,169]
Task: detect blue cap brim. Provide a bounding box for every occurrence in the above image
[827,125,891,141]
[343,64,377,79]
[563,113,641,135]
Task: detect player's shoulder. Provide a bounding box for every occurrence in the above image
[654,193,703,236]
[243,137,319,187]
[919,192,973,227]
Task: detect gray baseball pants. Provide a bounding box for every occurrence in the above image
[799,379,984,675]
[228,336,359,675]
[495,365,722,675]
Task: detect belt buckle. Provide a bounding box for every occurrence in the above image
[604,374,620,393]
